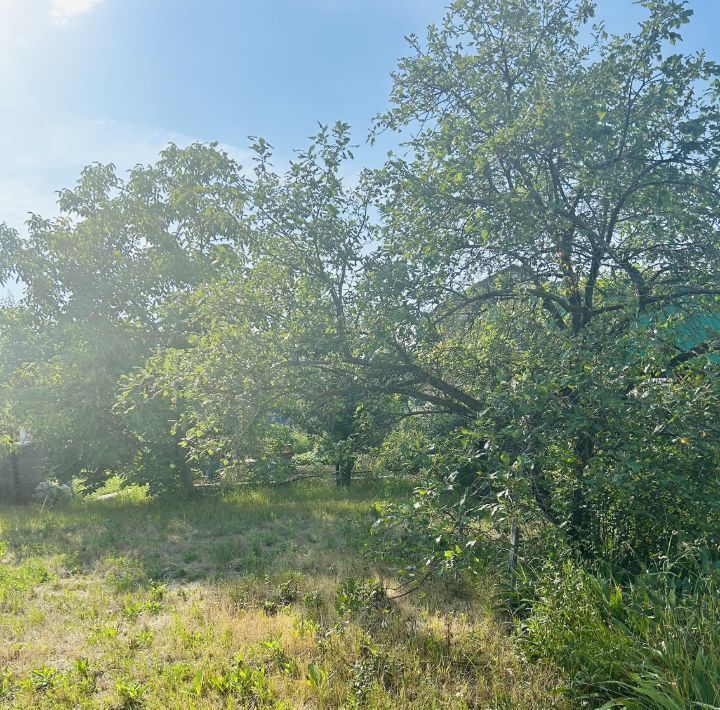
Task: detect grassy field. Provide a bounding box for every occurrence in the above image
[0,480,565,709]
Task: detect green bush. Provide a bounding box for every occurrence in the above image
[519,553,720,707]
[335,578,390,618]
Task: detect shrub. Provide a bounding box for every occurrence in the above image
[519,553,720,707]
[335,578,390,618]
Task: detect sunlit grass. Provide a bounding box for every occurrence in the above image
[0,481,565,708]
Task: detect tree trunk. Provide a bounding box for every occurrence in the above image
[173,434,196,496]
[179,460,196,495]
[508,519,520,589]
[567,430,595,559]
[527,433,597,560]
[10,449,21,505]
[335,458,353,487]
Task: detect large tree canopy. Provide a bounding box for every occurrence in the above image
[0,144,244,488]
[377,0,720,321]
[155,0,720,559]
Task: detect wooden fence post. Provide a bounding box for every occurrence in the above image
[508,519,520,589]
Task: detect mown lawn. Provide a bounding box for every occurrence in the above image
[0,480,565,708]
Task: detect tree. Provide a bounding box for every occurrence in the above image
[170,0,720,560]
[363,0,720,559]
[1,0,717,563]
[124,128,377,480]
[0,144,245,492]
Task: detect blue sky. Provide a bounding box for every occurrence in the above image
[0,0,718,231]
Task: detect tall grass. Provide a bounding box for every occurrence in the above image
[519,553,720,709]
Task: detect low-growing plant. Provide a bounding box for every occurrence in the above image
[263,578,300,614]
[72,656,99,694]
[293,616,321,638]
[275,579,300,605]
[305,662,327,694]
[335,578,390,618]
[0,668,14,700]
[349,644,400,703]
[302,589,324,610]
[260,639,297,675]
[115,677,148,707]
[129,629,155,650]
[73,656,91,678]
[29,664,59,693]
[207,655,273,704]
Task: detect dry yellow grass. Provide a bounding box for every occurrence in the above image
[0,481,567,708]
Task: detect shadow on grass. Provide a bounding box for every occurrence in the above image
[0,479,413,590]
